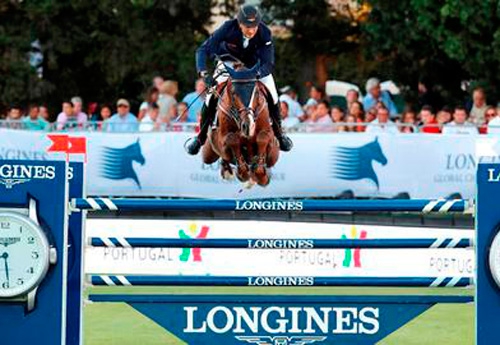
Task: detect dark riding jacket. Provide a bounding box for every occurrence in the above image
[196,19,275,78]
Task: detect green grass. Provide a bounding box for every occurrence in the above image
[84,287,474,345]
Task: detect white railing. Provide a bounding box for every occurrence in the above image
[0,119,491,134]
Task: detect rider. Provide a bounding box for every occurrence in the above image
[185,4,293,155]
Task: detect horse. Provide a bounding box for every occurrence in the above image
[201,62,279,187]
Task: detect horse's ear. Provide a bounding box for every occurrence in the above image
[374,136,379,143]
[136,138,140,143]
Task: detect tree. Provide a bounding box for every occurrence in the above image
[0,0,215,116]
[0,2,33,113]
[362,0,500,105]
[261,0,360,90]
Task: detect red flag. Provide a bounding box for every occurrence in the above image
[47,135,87,162]
[68,137,87,154]
[47,135,69,152]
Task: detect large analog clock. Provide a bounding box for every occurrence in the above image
[0,211,52,298]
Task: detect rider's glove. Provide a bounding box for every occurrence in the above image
[199,70,214,87]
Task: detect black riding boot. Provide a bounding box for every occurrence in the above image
[269,101,293,152]
[186,101,215,155]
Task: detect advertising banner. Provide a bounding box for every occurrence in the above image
[2,128,499,198]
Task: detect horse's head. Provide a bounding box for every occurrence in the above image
[225,62,262,138]
[366,137,388,166]
[128,139,146,165]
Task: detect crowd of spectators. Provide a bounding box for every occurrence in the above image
[2,75,500,135]
[279,78,499,135]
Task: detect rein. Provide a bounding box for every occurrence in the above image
[217,79,266,129]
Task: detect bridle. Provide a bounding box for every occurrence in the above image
[217,78,267,131]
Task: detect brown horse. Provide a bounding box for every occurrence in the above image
[201,66,279,187]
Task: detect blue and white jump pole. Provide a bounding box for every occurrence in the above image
[90,237,473,249]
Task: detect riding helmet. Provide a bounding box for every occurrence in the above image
[237,4,262,28]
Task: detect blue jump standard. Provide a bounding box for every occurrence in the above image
[73,198,472,213]
[90,237,473,249]
[90,275,472,288]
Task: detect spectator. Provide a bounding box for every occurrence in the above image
[158,80,178,123]
[99,105,112,121]
[170,102,190,132]
[305,85,325,108]
[96,105,112,131]
[346,89,360,110]
[22,105,49,131]
[486,106,500,134]
[363,78,398,117]
[279,86,305,121]
[419,105,441,134]
[153,75,164,93]
[442,106,478,135]
[400,109,417,133]
[39,105,50,121]
[330,105,346,132]
[437,106,452,127]
[365,106,399,134]
[87,102,99,122]
[303,101,316,122]
[182,79,206,123]
[71,96,88,122]
[344,114,358,132]
[349,101,365,132]
[469,87,488,126]
[305,100,333,132]
[365,107,377,123]
[5,105,23,129]
[280,101,299,129]
[139,102,160,132]
[105,99,138,132]
[174,102,189,122]
[56,101,86,130]
[138,87,160,121]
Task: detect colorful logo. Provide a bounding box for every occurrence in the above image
[342,226,367,268]
[179,223,210,262]
[100,139,145,188]
[330,137,388,189]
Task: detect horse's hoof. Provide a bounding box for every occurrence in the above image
[236,164,250,182]
[243,179,256,189]
[257,175,271,187]
[222,170,235,180]
[237,173,250,183]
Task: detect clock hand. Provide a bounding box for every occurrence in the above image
[1,252,9,283]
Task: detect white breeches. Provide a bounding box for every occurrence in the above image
[205,61,279,105]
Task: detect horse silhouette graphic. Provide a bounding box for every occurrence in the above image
[331,138,388,189]
[100,139,145,188]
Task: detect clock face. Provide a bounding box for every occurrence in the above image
[0,212,50,298]
[489,231,500,290]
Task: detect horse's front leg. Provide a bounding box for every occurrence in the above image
[220,160,234,180]
[225,132,249,182]
[253,130,273,186]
